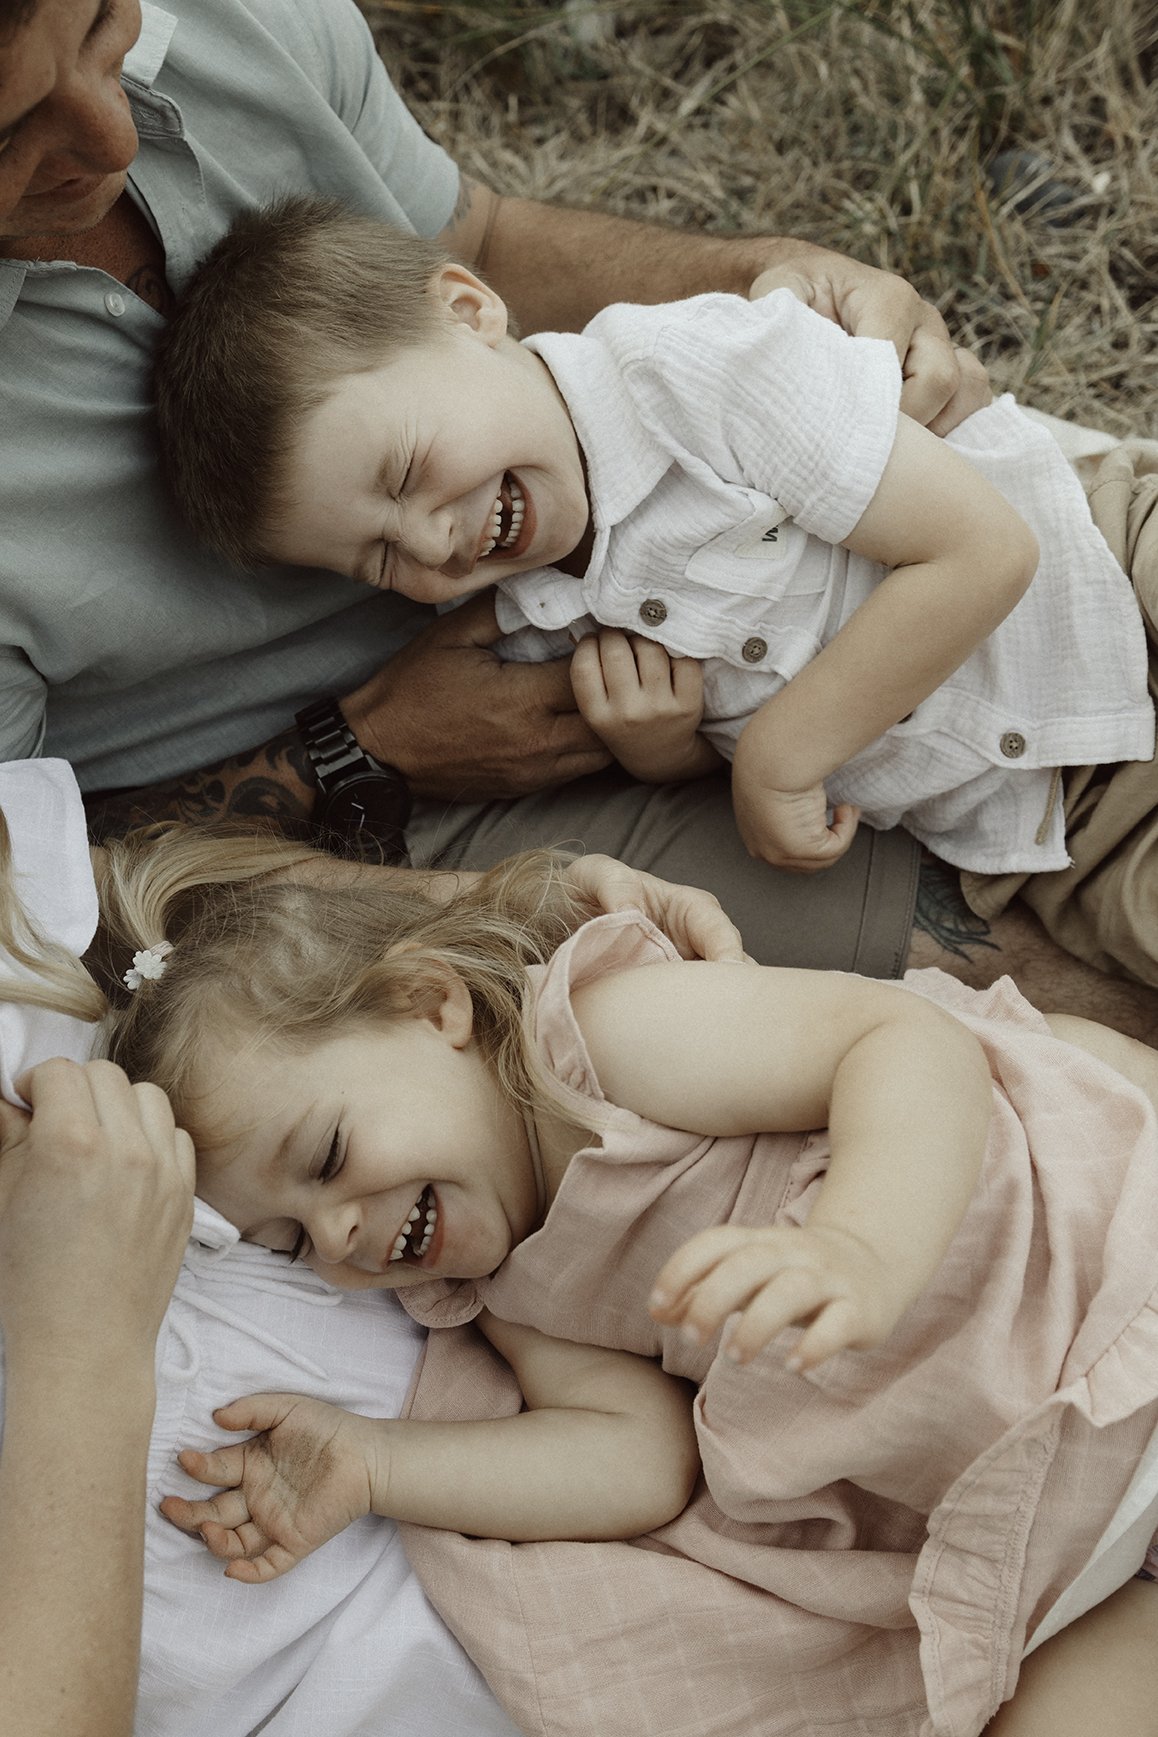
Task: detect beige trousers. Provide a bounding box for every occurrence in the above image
[963,441,1158,987]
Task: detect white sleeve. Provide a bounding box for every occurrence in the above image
[0,759,99,1103]
[621,290,904,544]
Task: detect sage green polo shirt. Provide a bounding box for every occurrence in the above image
[0,0,457,788]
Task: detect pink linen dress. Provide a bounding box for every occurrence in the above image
[398,912,1158,1737]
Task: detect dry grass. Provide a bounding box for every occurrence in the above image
[360,0,1157,437]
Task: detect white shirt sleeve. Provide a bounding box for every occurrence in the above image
[0,758,100,1103]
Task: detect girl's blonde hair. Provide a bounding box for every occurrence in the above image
[95,824,590,1142]
[0,807,105,1023]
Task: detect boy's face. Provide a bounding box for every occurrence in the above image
[266,264,591,602]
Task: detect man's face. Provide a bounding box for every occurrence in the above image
[0,0,141,241]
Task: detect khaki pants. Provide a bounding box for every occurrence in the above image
[408,764,920,977]
[963,440,1158,987]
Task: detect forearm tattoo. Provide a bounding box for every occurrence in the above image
[913,857,998,961]
[84,729,316,842]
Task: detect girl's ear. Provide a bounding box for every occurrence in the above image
[430,263,509,348]
[411,963,476,1047]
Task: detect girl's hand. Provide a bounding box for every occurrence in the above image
[563,854,744,962]
[570,629,716,782]
[649,1222,904,1371]
[0,1058,194,1362]
[160,1393,380,1583]
[731,758,859,873]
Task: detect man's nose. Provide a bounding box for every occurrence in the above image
[46,73,139,178]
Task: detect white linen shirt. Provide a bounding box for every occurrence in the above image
[496,292,1154,873]
[0,760,518,1737]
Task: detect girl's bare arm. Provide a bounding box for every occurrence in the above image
[570,959,993,1367]
[162,1317,698,1581]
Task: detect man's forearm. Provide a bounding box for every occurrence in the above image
[476,194,799,334]
[84,727,316,841]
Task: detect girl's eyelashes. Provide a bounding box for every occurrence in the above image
[288,1224,310,1264]
[319,1127,345,1184]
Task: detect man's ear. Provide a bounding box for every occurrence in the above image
[430,262,509,347]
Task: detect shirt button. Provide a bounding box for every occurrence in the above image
[741,636,768,664]
[639,598,667,627]
[104,291,126,317]
[999,730,1027,758]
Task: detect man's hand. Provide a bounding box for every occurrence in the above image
[748,243,991,434]
[161,1393,381,1583]
[342,592,611,801]
[731,754,859,874]
[569,629,718,782]
[649,1221,902,1371]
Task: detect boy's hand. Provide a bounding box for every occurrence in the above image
[648,1222,903,1371]
[731,758,859,872]
[570,629,716,782]
[160,1393,380,1583]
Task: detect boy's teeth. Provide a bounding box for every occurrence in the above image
[480,475,525,560]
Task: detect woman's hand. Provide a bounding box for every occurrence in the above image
[564,853,744,961]
[161,1393,381,1583]
[649,1221,904,1371]
[0,1058,194,1363]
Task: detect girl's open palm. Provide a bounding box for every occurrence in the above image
[649,1223,904,1370]
[160,1393,379,1582]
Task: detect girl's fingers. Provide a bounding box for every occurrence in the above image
[158,1490,248,1538]
[650,1227,750,1314]
[225,1542,298,1584]
[791,1296,862,1370]
[176,1443,246,1488]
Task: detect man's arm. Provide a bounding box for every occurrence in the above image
[84,594,610,842]
[445,179,983,430]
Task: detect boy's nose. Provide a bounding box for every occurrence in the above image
[402,508,458,574]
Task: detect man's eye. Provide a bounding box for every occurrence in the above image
[0,130,18,159]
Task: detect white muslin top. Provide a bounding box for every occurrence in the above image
[496,291,1153,873]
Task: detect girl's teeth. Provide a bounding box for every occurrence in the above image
[389,1186,438,1261]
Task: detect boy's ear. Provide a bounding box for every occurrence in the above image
[431,263,509,347]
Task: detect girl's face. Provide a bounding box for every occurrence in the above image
[263,263,592,601]
[192,977,542,1291]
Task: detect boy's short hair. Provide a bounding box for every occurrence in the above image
[153,196,449,568]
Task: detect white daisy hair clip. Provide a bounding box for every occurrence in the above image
[124,939,174,991]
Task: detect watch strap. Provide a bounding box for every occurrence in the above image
[295,696,390,794]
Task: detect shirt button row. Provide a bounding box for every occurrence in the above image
[1000,730,1027,758]
[104,291,126,317]
[637,602,769,667]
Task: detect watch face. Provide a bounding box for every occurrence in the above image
[320,775,410,862]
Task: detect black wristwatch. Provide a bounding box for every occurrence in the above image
[295,697,412,863]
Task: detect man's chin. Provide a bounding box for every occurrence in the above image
[1,171,126,245]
